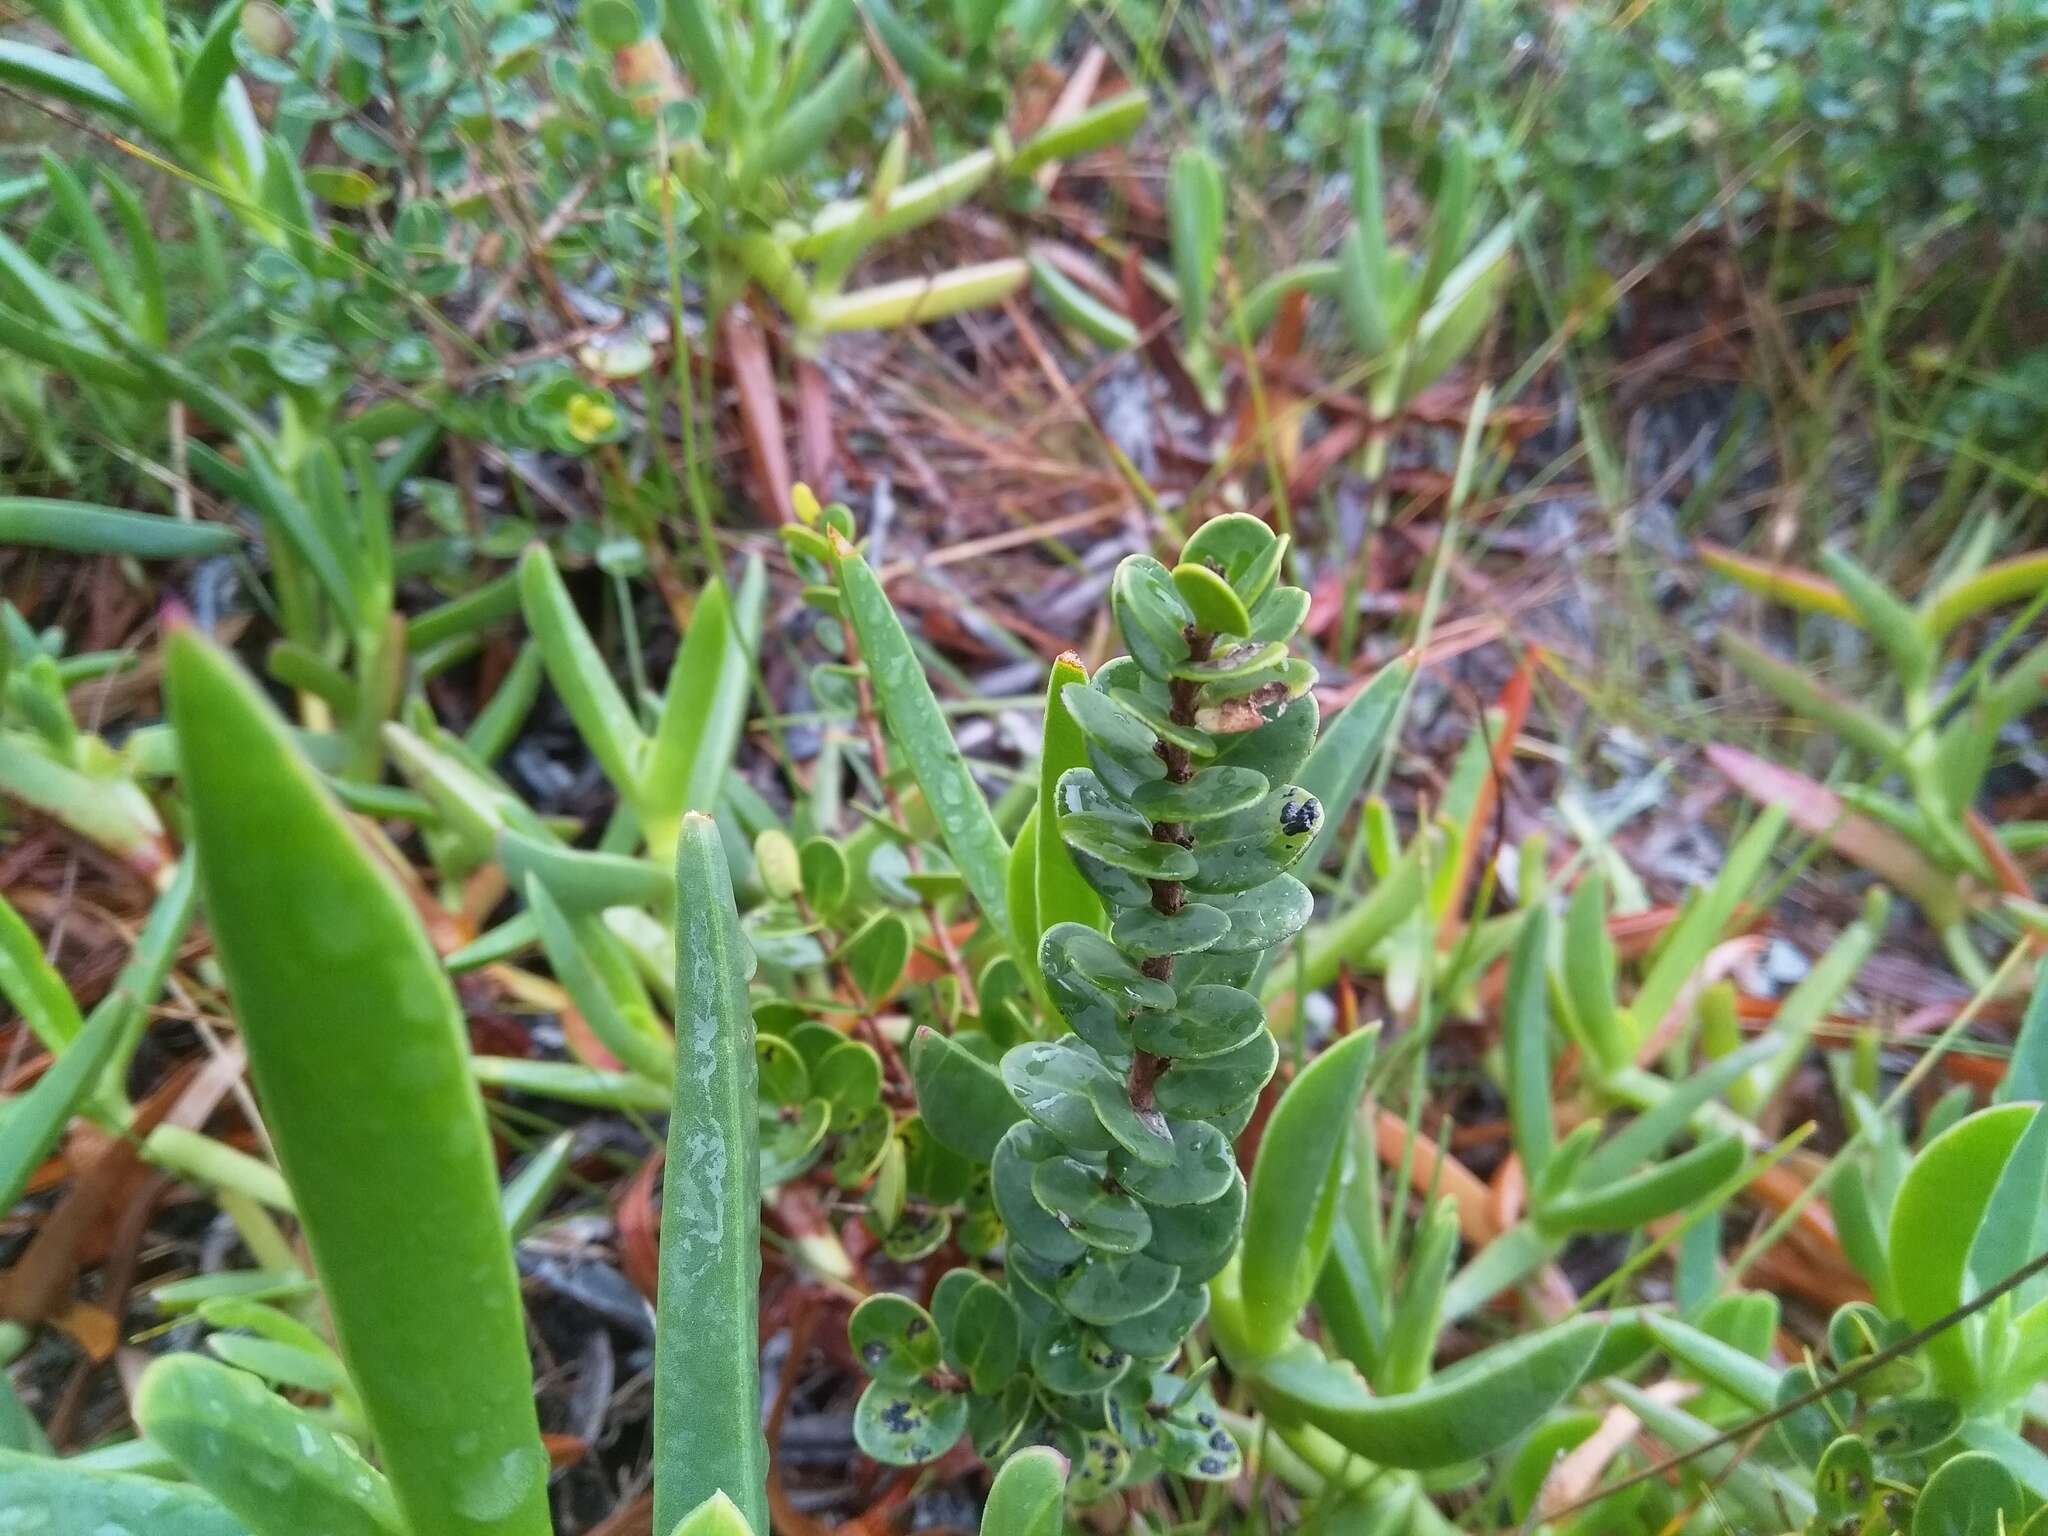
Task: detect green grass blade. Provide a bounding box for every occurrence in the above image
[642,556,766,852]
[0,981,124,1214]
[518,544,648,800]
[0,497,240,559]
[655,813,768,1536]
[167,628,551,1536]
[0,888,84,1051]
[836,545,1011,943]
[1629,804,1786,1044]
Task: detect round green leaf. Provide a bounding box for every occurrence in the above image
[900,1113,974,1203]
[1100,1284,1208,1358]
[852,1378,967,1466]
[1002,1040,1121,1154]
[1864,1396,1962,1459]
[1110,901,1230,959]
[1149,1384,1241,1481]
[1057,1249,1182,1326]
[832,1103,891,1186]
[1171,562,1252,636]
[755,1033,810,1105]
[907,1025,1024,1163]
[759,1099,830,1185]
[880,1208,951,1261]
[799,837,849,918]
[1204,874,1314,954]
[1180,514,1283,605]
[1032,1156,1153,1253]
[850,1293,941,1386]
[1144,1173,1245,1282]
[841,910,911,1001]
[1213,691,1318,785]
[1062,1425,1133,1502]
[1248,584,1313,644]
[815,1039,882,1116]
[992,1121,1087,1263]
[1131,765,1269,823]
[1060,813,1197,881]
[1114,1118,1235,1206]
[1032,1317,1131,1396]
[1131,983,1265,1060]
[1112,556,1195,681]
[1814,1434,1875,1525]
[1108,686,1216,756]
[1153,1028,1278,1117]
[942,1276,1022,1394]
[1911,1451,2025,1536]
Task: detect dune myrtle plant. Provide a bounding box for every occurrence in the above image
[848,515,1325,1499]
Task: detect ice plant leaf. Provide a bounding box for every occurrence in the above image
[167,629,550,1536]
[655,814,769,1536]
[836,544,1012,944]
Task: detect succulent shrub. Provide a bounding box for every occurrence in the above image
[845,514,1326,1494]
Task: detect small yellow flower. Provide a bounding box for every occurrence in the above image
[566,392,617,445]
[791,482,821,525]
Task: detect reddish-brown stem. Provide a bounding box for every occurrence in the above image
[1128,629,1213,1113]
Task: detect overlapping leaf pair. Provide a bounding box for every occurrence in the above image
[850,515,1321,1497]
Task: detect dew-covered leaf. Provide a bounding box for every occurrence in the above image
[992,1121,1088,1262]
[1132,767,1269,824]
[1002,1040,1121,1153]
[1110,902,1230,959]
[1205,875,1313,954]
[1101,1285,1208,1358]
[1113,1119,1235,1206]
[1112,556,1195,681]
[1213,692,1317,785]
[1057,1250,1182,1326]
[1131,984,1264,1060]
[1032,1156,1153,1253]
[1144,1173,1245,1282]
[1060,814,1197,880]
[1152,1029,1278,1117]
[908,1026,1023,1163]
